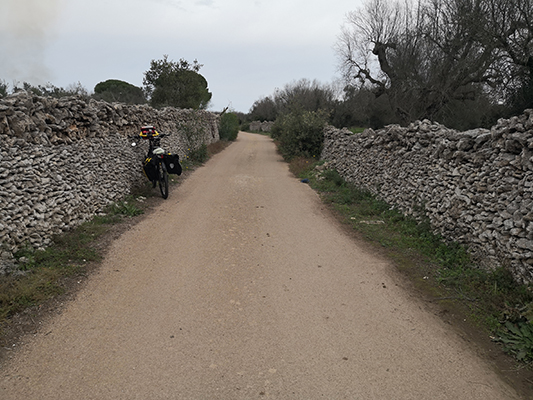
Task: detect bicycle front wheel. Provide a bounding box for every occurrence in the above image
[158,162,169,199]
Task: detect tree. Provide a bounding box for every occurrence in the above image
[249,96,278,121]
[336,0,532,124]
[143,55,212,109]
[0,80,8,98]
[248,79,337,124]
[219,112,240,141]
[332,85,398,129]
[482,0,533,113]
[93,79,146,104]
[273,79,337,116]
[271,109,329,160]
[15,81,89,98]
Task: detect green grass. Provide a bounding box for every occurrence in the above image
[0,198,146,324]
[0,140,230,339]
[297,160,533,363]
[349,127,367,134]
[108,197,144,217]
[494,321,533,362]
[187,144,209,163]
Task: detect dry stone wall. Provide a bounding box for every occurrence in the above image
[249,121,274,133]
[321,110,533,283]
[0,92,219,273]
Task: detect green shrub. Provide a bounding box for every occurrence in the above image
[219,112,239,141]
[0,80,8,98]
[188,144,208,163]
[240,121,250,132]
[271,110,328,160]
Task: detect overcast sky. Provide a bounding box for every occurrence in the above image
[0,0,363,113]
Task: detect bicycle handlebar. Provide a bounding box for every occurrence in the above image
[128,132,172,141]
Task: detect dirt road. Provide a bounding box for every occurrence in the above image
[0,132,521,399]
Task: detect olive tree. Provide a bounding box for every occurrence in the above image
[336,0,532,124]
[273,78,337,116]
[482,0,533,113]
[249,96,278,121]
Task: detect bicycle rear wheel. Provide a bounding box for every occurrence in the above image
[158,162,169,199]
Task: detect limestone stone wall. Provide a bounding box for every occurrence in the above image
[0,92,219,273]
[249,121,274,133]
[321,110,533,283]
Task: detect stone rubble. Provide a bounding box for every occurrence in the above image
[0,92,219,274]
[321,110,533,283]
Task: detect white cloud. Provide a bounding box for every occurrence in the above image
[2,0,364,112]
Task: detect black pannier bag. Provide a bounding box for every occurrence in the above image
[143,156,158,181]
[164,153,182,175]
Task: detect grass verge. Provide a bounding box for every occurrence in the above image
[0,196,143,324]
[295,160,533,366]
[0,140,231,351]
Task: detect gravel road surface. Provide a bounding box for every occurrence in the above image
[0,132,520,399]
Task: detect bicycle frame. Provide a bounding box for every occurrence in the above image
[132,131,170,199]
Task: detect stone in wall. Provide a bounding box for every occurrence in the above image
[249,121,274,133]
[321,110,533,283]
[0,92,219,274]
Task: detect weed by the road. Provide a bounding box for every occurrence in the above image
[108,197,144,217]
[494,321,533,363]
[295,158,533,364]
[187,144,209,164]
[0,140,230,344]
[0,197,143,323]
[207,140,231,157]
[289,156,316,177]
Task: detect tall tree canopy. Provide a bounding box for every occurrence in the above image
[143,55,212,109]
[336,0,533,123]
[94,79,146,104]
[248,79,336,122]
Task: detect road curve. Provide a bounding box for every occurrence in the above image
[0,132,520,399]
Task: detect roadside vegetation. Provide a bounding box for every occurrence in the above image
[288,156,533,365]
[237,0,533,367]
[218,112,240,141]
[271,109,328,160]
[0,141,230,347]
[1,55,212,112]
[270,114,533,365]
[1,197,142,323]
[242,0,532,132]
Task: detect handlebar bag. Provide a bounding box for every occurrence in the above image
[164,153,182,176]
[143,156,158,181]
[140,126,159,139]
